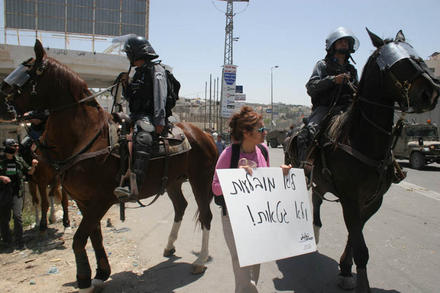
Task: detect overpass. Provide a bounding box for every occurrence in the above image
[0,44,128,88]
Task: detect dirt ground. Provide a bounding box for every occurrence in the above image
[0,201,141,293]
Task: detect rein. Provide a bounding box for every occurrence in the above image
[31,124,109,174]
[41,84,118,114]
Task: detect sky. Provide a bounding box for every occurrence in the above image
[1,0,440,107]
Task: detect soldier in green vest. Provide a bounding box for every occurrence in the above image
[0,139,38,250]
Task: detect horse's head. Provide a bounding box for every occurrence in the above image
[365,28,440,113]
[0,39,89,122]
[0,40,52,121]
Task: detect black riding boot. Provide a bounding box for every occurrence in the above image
[133,151,150,194]
[113,128,131,201]
[296,125,318,165]
[114,152,150,202]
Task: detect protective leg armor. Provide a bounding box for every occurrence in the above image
[296,123,319,164]
[132,130,153,191]
[114,118,155,202]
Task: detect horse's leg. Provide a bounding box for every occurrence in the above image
[163,180,187,257]
[312,189,323,245]
[61,187,71,229]
[48,188,57,224]
[28,181,40,228]
[341,201,371,293]
[49,182,63,224]
[89,221,111,290]
[38,183,49,232]
[188,178,213,274]
[338,238,356,290]
[73,202,111,292]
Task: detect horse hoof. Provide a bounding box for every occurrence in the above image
[356,268,371,293]
[49,214,57,224]
[78,286,94,293]
[39,230,48,239]
[338,275,356,290]
[163,247,176,257]
[92,279,104,292]
[191,264,207,275]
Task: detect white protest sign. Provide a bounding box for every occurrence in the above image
[217,167,316,267]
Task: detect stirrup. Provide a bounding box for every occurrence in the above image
[392,170,407,184]
[113,186,138,203]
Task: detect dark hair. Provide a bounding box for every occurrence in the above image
[229,106,262,142]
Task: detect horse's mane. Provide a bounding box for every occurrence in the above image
[327,102,356,144]
[45,56,95,104]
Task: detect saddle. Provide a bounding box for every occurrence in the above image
[109,113,192,159]
[150,125,192,159]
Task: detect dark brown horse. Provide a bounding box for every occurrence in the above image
[285,29,439,293]
[20,140,71,232]
[0,40,217,292]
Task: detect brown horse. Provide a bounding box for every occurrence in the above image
[285,29,439,293]
[20,140,71,231]
[0,40,217,292]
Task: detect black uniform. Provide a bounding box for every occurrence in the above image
[114,36,168,199]
[296,56,358,164]
[124,63,155,121]
[306,56,358,125]
[0,155,31,248]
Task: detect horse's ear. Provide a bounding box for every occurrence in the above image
[34,39,46,63]
[366,27,384,48]
[395,30,406,42]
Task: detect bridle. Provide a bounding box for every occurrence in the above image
[355,41,438,137]
[2,57,117,119]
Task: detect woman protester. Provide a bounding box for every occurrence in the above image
[212,106,291,293]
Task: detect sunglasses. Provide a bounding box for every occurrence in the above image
[257,127,266,133]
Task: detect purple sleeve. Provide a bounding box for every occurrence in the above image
[212,146,232,196]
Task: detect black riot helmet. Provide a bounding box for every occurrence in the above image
[123,36,159,65]
[3,138,18,154]
[325,27,359,54]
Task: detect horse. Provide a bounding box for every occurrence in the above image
[0,40,217,292]
[285,29,439,293]
[19,139,71,232]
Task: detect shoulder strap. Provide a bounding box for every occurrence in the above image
[230,144,240,168]
[257,144,268,163]
[231,143,268,167]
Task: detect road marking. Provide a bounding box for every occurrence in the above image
[397,181,440,201]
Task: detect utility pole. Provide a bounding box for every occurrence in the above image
[271,65,279,128]
[223,1,234,65]
[204,81,207,130]
[218,0,248,134]
[209,74,212,130]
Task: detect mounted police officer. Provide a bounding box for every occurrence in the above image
[113,36,168,201]
[0,138,38,250]
[297,27,359,164]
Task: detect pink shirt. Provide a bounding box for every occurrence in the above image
[212,144,270,196]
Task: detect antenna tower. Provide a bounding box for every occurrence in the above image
[224,1,234,65]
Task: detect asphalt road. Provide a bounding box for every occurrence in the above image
[102,147,440,293]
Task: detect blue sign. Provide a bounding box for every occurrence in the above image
[266,109,272,113]
[224,72,236,85]
[236,85,243,93]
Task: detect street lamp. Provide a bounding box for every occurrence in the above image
[271,65,279,128]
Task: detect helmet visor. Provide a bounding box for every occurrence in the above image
[4,64,30,87]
